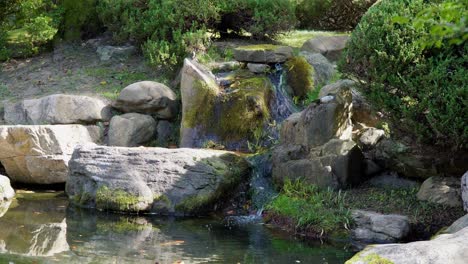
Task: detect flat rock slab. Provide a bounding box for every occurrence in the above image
[66,144,251,215]
[233,45,293,63]
[0,125,95,184]
[346,227,468,264]
[4,94,110,125]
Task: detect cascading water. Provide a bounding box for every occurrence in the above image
[223,63,300,226]
[268,63,300,123]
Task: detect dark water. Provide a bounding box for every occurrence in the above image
[0,191,353,263]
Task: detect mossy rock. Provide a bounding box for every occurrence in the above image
[181,60,272,150]
[285,56,315,98]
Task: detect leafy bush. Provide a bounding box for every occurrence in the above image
[339,0,467,148]
[296,0,376,30]
[0,0,62,60]
[215,0,296,39]
[97,0,296,67]
[60,0,102,40]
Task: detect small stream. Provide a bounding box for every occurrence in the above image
[0,191,353,263]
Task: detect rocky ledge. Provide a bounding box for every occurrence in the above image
[66,144,251,215]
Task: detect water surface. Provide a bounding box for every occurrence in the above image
[0,191,353,263]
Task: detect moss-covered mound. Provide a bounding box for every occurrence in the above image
[285,56,315,98]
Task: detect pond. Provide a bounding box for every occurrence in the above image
[0,191,353,263]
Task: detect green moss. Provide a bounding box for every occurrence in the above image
[237,44,280,51]
[346,253,394,264]
[95,185,142,212]
[285,56,315,98]
[175,155,248,214]
[182,71,271,143]
[182,79,218,129]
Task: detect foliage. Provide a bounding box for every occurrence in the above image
[97,0,296,67]
[267,179,351,233]
[339,0,468,148]
[0,0,62,60]
[296,0,376,30]
[215,0,296,39]
[59,0,101,40]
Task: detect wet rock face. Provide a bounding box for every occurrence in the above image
[346,227,468,264]
[351,210,410,244]
[0,125,96,184]
[272,87,366,190]
[4,94,111,125]
[112,81,178,120]
[417,176,462,207]
[66,144,251,215]
[107,113,157,147]
[301,35,350,62]
[233,45,293,63]
[463,171,468,212]
[180,59,272,150]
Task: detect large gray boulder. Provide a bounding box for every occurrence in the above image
[299,51,336,85]
[4,94,110,125]
[462,171,468,212]
[417,176,462,207]
[318,79,379,127]
[66,144,251,215]
[233,45,293,63]
[180,59,272,150]
[272,87,365,189]
[0,125,96,184]
[0,175,14,201]
[112,81,178,120]
[346,227,468,264]
[301,35,349,62]
[351,210,410,243]
[107,113,157,147]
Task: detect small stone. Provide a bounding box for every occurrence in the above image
[247,63,270,73]
[96,45,135,61]
[351,210,410,243]
[367,171,419,189]
[360,128,385,147]
[417,176,462,207]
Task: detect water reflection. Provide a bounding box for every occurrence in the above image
[0,191,353,263]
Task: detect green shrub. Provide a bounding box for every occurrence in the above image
[0,0,62,60]
[60,0,101,40]
[296,0,376,30]
[339,0,467,148]
[215,0,296,39]
[97,0,296,67]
